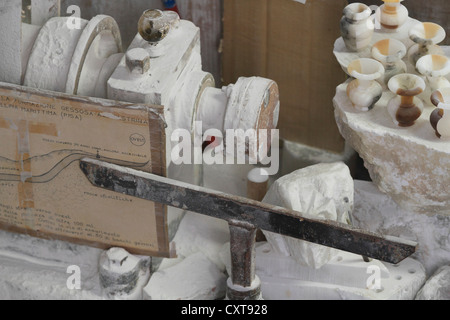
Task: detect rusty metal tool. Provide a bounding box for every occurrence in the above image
[79,158,417,299]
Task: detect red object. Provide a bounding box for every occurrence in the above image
[202,136,219,153]
[162,0,180,15]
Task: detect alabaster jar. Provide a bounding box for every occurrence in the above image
[430,88,450,139]
[371,38,407,84]
[346,58,384,111]
[408,22,446,65]
[387,74,426,127]
[375,0,408,31]
[430,104,450,139]
[416,54,450,92]
[340,3,374,52]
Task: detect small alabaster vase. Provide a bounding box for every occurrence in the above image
[408,22,446,65]
[346,58,384,111]
[416,54,450,92]
[430,104,450,139]
[430,88,450,139]
[372,38,407,84]
[340,3,374,52]
[375,0,408,31]
[387,74,426,127]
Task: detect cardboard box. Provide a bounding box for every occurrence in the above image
[223,0,348,153]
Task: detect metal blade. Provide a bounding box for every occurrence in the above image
[79,158,417,264]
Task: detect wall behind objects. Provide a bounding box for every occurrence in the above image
[60,0,223,86]
[348,0,450,45]
[222,0,347,153]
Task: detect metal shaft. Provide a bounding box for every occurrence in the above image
[79,158,417,264]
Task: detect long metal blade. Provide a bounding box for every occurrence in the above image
[79,158,417,264]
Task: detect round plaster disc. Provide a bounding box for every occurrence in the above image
[24,17,88,92]
[65,15,122,96]
[223,77,280,160]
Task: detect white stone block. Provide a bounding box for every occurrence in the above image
[143,252,227,300]
[168,211,230,272]
[416,265,450,300]
[261,162,354,269]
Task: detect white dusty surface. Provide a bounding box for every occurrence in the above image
[254,242,425,300]
[143,251,227,300]
[0,230,104,300]
[352,180,450,277]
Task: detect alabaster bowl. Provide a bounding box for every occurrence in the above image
[347,58,385,81]
[409,22,446,46]
[387,73,426,127]
[346,58,384,111]
[408,22,446,65]
[416,54,450,77]
[372,38,407,84]
[416,54,450,91]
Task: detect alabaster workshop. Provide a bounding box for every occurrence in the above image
[0,0,448,302]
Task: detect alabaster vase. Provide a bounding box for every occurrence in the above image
[346,58,384,111]
[387,74,426,127]
[371,38,407,84]
[416,54,450,92]
[430,87,450,139]
[375,0,408,31]
[340,3,374,52]
[408,22,446,65]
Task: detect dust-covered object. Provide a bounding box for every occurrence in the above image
[262,162,353,269]
[143,252,226,300]
[416,265,450,300]
[99,247,151,300]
